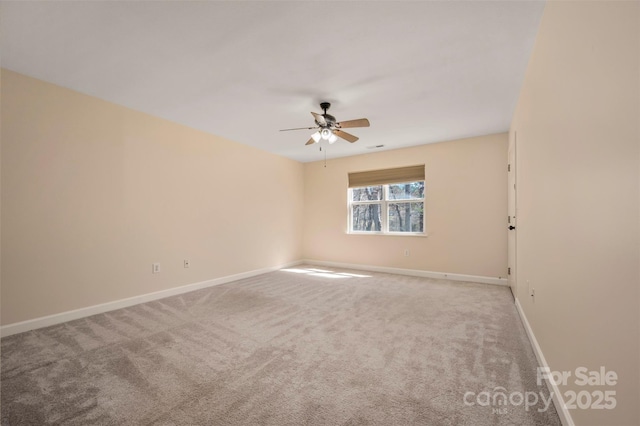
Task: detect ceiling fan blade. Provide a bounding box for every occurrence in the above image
[305,138,316,145]
[337,118,370,129]
[334,129,359,143]
[311,112,327,127]
[280,126,318,132]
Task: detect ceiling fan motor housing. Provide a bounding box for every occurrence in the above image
[320,114,336,127]
[318,102,336,127]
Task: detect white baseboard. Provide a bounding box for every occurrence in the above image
[301,259,508,286]
[0,260,302,338]
[0,259,506,338]
[515,299,574,426]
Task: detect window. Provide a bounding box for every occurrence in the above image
[348,165,425,235]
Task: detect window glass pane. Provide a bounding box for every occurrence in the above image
[388,202,424,232]
[352,185,383,202]
[388,181,425,200]
[351,204,382,232]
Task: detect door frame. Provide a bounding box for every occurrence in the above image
[507,131,517,299]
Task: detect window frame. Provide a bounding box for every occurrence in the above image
[348,180,426,236]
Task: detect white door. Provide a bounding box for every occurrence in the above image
[507,131,517,297]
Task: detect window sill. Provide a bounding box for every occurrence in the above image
[347,232,428,238]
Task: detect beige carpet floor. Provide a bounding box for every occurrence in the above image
[1,265,560,425]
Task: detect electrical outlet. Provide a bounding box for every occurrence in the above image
[184,259,190,268]
[152,263,161,274]
[404,249,410,257]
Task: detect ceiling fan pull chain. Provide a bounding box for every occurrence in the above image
[324,145,327,168]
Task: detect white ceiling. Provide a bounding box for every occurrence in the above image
[1,1,545,163]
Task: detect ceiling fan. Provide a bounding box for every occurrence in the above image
[280,102,370,145]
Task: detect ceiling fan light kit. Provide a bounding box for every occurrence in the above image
[280,102,370,146]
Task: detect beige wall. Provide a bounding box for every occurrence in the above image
[511,1,639,424]
[1,69,304,325]
[302,133,508,278]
